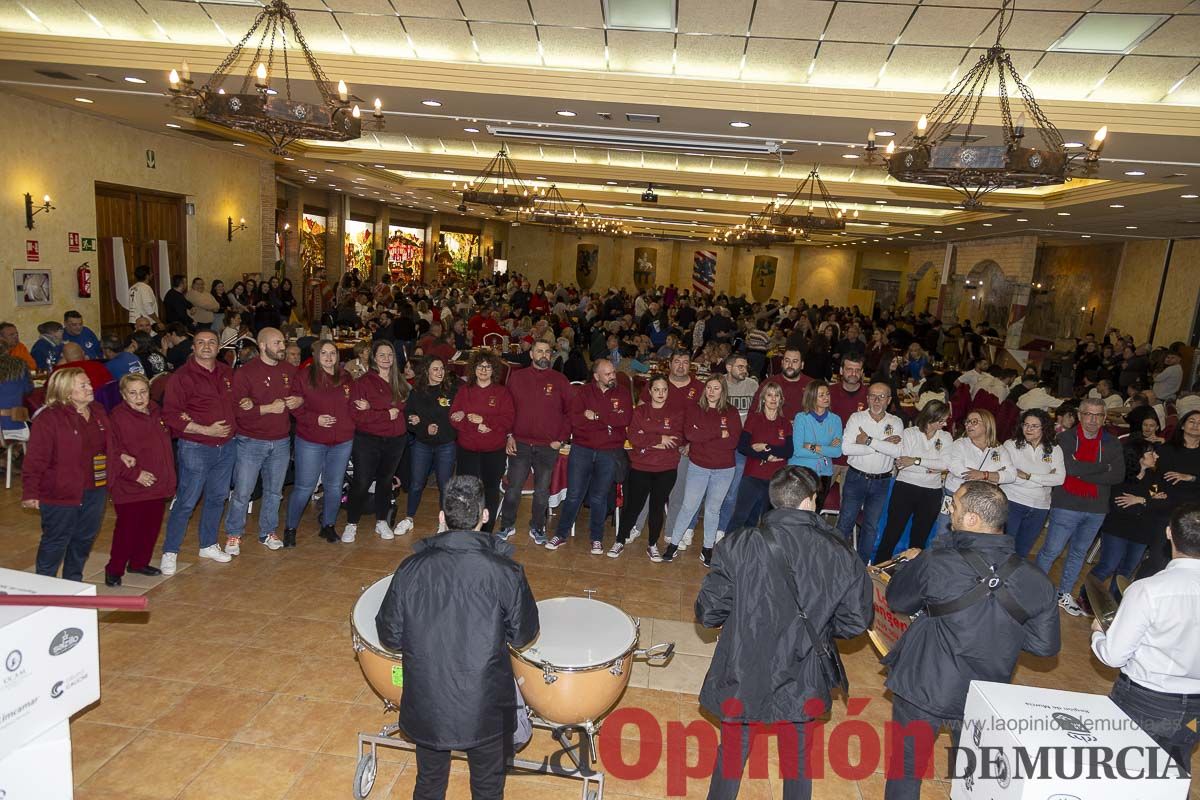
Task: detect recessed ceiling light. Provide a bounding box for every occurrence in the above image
[606,180,618,185]
[875,200,888,204]
[324,168,334,173]
[1064,142,1084,148]
[74,97,93,104]
[1126,226,1138,229]
[463,127,479,133]
[1182,194,1199,199]
[982,223,993,227]
[283,156,294,161]
[1109,204,1124,208]
[165,123,182,129]
[876,130,895,137]
[1057,212,1070,216]
[124,76,146,84]
[443,169,455,173]
[536,176,546,180]
[702,187,714,192]
[1124,170,1145,176]
[1081,234,1091,238]
[374,164,385,168]
[729,121,751,128]
[841,154,860,159]
[233,142,246,147]
[934,230,943,234]
[956,227,966,231]
[556,110,576,117]
[1017,218,1029,222]
[421,100,442,107]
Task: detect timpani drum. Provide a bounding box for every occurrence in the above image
[510,597,674,726]
[867,557,917,657]
[351,576,404,708]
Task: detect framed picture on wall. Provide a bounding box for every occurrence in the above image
[14,269,51,306]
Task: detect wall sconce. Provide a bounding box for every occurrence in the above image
[228,216,247,241]
[25,193,54,230]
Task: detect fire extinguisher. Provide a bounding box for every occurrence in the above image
[77,262,92,298]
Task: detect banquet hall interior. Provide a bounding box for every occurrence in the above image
[2,0,1200,798]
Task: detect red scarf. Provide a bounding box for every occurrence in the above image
[1062,429,1100,499]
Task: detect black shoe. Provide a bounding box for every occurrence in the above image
[283,528,297,548]
[700,547,713,568]
[319,525,338,543]
[661,544,679,563]
[1076,590,1093,617]
[128,566,162,576]
[104,573,122,587]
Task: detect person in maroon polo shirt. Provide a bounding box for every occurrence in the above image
[223,327,302,554]
[498,340,570,545]
[104,373,176,585]
[829,355,868,475]
[161,329,237,575]
[345,340,409,543]
[450,350,514,534]
[749,348,812,422]
[614,375,683,560]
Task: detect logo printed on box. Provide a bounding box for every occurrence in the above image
[4,652,19,672]
[48,628,83,657]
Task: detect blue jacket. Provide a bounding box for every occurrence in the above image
[64,327,102,360]
[789,412,843,477]
[30,337,62,371]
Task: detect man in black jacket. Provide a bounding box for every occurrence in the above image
[696,466,873,800]
[375,475,539,800]
[882,480,1061,800]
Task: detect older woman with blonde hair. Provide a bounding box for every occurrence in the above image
[21,367,110,581]
[104,373,176,585]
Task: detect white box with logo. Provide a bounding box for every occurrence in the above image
[951,680,1189,800]
[0,568,99,758]
[0,720,72,799]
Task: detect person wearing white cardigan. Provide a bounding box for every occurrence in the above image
[1002,408,1066,557]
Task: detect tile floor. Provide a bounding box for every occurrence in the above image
[0,476,1195,799]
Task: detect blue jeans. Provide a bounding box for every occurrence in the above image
[555,445,619,543]
[715,450,746,535]
[164,438,237,554]
[287,437,353,529]
[1110,675,1200,775]
[1092,534,1147,582]
[1006,500,1050,558]
[1035,507,1106,595]
[225,434,291,539]
[838,468,891,563]
[730,475,770,530]
[407,440,456,517]
[670,464,736,549]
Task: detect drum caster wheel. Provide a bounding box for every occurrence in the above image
[353,752,377,799]
[585,788,599,800]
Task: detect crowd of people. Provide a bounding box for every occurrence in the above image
[4,265,1199,799]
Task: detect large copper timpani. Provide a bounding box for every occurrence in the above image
[351,576,403,709]
[867,557,917,657]
[511,596,674,726]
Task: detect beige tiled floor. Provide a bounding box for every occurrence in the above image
[0,472,1195,799]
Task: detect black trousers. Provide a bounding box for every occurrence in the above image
[876,481,943,561]
[37,488,108,582]
[346,432,407,524]
[414,735,507,800]
[618,468,676,546]
[883,694,961,800]
[707,721,811,800]
[456,446,506,533]
[499,442,559,533]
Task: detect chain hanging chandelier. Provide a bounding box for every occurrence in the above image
[523,185,581,228]
[711,205,801,248]
[769,166,856,232]
[166,0,383,155]
[459,145,543,215]
[864,0,1106,209]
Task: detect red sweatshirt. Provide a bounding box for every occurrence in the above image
[828,382,867,466]
[685,404,743,469]
[233,358,299,441]
[751,374,811,422]
[293,372,355,445]
[163,357,238,446]
[569,381,632,450]
[507,366,571,446]
[351,371,407,438]
[21,402,109,505]
[666,377,705,414]
[741,411,793,481]
[107,401,177,503]
[628,402,683,472]
[450,382,515,452]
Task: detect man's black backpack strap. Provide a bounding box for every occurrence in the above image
[925,551,1032,626]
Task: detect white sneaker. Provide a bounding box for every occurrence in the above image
[375,521,394,540]
[628,527,641,542]
[261,534,284,551]
[160,552,177,576]
[394,517,414,536]
[607,542,625,559]
[680,529,694,551]
[1058,592,1085,617]
[224,537,241,557]
[341,523,357,543]
[198,544,231,564]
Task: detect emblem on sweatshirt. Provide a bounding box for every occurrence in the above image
[1043,453,1053,463]
[611,398,621,410]
[991,451,1001,463]
[438,397,450,407]
[884,424,894,435]
[544,383,554,396]
[487,396,496,407]
[344,385,351,398]
[934,439,943,451]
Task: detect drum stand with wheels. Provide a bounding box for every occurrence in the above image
[353,714,606,800]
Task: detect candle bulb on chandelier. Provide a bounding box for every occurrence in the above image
[337,80,348,103]
[180,61,190,82]
[255,62,268,87]
[1013,112,1026,137]
[352,105,361,119]
[916,115,928,136]
[373,98,383,118]
[168,69,180,89]
[868,128,876,144]
[1090,125,1107,151]
[886,140,896,155]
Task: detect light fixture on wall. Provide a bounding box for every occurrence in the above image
[228,216,247,241]
[24,193,54,230]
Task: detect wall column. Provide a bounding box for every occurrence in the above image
[258,161,276,277]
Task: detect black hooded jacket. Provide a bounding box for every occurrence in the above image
[375,530,539,749]
[883,530,1061,720]
[696,508,873,722]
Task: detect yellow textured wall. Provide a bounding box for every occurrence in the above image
[0,90,264,338]
[1157,239,1200,347]
[504,223,857,303]
[1108,240,1168,342]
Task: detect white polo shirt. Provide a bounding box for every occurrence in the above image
[840,409,904,476]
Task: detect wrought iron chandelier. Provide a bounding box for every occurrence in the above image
[459,145,543,215]
[166,0,383,154]
[711,205,801,248]
[769,166,856,232]
[864,0,1106,209]
[523,185,582,228]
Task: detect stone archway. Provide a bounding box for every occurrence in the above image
[904,260,940,315]
[959,259,1014,329]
